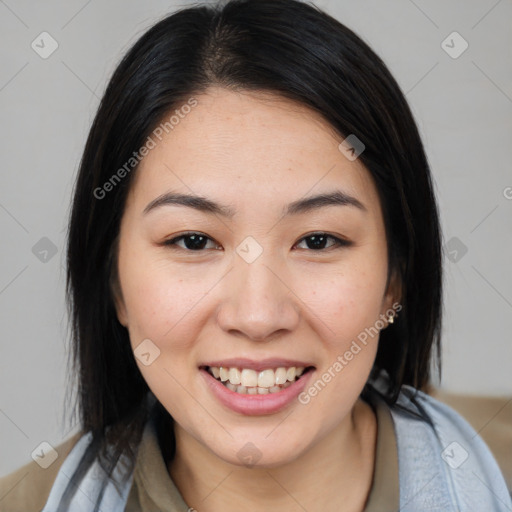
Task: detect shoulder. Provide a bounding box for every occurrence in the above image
[430,388,512,492]
[387,387,512,511]
[0,432,83,512]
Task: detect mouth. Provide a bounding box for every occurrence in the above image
[199,364,316,395]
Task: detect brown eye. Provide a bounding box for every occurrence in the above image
[163,232,219,251]
[163,231,352,253]
[294,233,352,251]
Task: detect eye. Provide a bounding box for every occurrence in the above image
[163,232,220,251]
[294,232,352,251]
[162,231,352,252]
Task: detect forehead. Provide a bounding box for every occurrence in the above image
[128,87,381,218]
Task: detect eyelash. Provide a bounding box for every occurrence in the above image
[162,232,352,253]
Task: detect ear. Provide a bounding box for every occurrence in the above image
[114,294,128,327]
[381,267,402,322]
[110,275,128,327]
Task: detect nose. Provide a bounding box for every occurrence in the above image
[216,254,300,342]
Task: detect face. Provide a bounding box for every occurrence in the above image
[114,86,398,468]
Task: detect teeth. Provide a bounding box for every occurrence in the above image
[241,368,258,387]
[219,367,229,382]
[208,365,309,393]
[275,367,288,385]
[258,369,275,388]
[228,367,241,385]
[225,382,237,391]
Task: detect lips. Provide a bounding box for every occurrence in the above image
[198,358,316,415]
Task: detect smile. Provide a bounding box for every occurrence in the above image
[206,365,309,394]
[199,363,316,415]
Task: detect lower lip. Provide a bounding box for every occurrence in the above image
[199,367,314,416]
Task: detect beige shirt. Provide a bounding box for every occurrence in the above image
[125,392,400,511]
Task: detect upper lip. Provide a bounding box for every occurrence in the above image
[200,358,315,372]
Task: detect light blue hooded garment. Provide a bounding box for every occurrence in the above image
[41,384,512,512]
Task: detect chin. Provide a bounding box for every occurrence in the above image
[208,435,309,470]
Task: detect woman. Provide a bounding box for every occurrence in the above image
[1,0,510,510]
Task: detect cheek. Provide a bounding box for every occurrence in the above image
[116,236,204,348]
[295,259,388,340]
[296,264,386,413]
[118,259,205,421]
[121,267,203,345]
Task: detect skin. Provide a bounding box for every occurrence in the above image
[114,86,400,511]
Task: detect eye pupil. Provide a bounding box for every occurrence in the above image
[307,234,328,250]
[184,234,207,250]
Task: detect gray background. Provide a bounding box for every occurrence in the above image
[1,0,511,476]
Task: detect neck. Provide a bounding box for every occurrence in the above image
[168,398,377,512]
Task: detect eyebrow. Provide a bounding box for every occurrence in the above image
[143,189,367,217]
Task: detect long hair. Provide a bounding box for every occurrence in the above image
[63,0,443,507]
